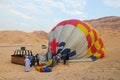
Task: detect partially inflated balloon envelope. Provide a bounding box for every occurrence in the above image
[47,19,105,61]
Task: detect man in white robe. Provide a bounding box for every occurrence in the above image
[25,56,31,72]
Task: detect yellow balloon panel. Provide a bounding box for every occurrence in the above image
[42,65,47,68]
[95,41,101,50]
[94,52,101,58]
[46,59,52,66]
[76,24,89,36]
[102,48,105,53]
[36,66,41,71]
[86,49,93,57]
[89,31,95,45]
[95,30,100,39]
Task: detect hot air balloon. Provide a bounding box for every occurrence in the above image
[47,19,105,61]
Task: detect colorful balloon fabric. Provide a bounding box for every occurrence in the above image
[36,59,53,72]
[48,19,105,61]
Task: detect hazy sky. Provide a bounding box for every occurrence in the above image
[0,0,120,32]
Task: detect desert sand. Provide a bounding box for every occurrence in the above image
[0,31,120,80]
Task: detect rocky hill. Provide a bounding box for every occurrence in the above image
[84,16,120,34]
[0,30,48,45]
[30,31,49,40]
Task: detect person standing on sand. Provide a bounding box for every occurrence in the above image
[35,53,40,66]
[29,53,33,67]
[25,56,31,72]
[62,52,69,65]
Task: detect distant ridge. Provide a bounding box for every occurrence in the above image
[0,30,48,45]
[84,16,120,33]
[31,31,49,40]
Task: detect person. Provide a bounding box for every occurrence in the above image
[25,56,31,72]
[29,53,33,67]
[34,57,37,66]
[54,54,61,65]
[63,53,69,65]
[35,53,40,66]
[60,49,70,65]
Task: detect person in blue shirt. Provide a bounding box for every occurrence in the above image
[29,53,33,67]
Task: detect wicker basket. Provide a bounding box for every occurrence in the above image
[11,55,25,65]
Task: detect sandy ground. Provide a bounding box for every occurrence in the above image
[0,32,120,80]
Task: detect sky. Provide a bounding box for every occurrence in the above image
[0,0,120,32]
